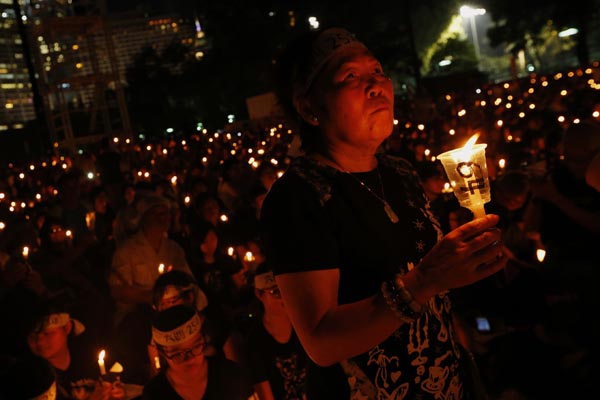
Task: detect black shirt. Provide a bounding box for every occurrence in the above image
[261,155,465,399]
[142,355,251,400]
[246,318,308,399]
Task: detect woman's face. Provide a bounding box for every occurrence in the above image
[309,46,394,152]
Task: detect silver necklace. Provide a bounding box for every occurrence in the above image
[345,168,399,223]
[314,155,400,223]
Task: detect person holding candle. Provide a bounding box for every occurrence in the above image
[260,27,508,399]
[24,300,126,400]
[108,191,193,326]
[108,191,193,384]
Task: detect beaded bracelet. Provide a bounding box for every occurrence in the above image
[381,274,427,323]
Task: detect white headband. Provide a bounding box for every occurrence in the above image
[37,313,85,336]
[152,313,202,346]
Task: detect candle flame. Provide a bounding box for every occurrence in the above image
[457,133,480,161]
[158,263,165,274]
[536,249,546,262]
[99,350,105,361]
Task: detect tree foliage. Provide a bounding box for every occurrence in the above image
[486,0,600,66]
[427,34,478,75]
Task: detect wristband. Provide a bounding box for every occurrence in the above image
[381,274,427,323]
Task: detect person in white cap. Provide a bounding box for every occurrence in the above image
[108,191,195,385]
[143,305,251,399]
[108,192,193,326]
[25,302,125,400]
[261,26,507,399]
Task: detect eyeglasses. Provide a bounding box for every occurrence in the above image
[161,341,206,364]
[260,286,281,298]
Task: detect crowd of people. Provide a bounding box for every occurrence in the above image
[0,26,599,399]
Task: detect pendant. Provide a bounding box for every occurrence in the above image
[383,202,399,223]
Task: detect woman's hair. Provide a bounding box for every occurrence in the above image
[272,29,325,153]
[272,27,368,153]
[152,270,197,308]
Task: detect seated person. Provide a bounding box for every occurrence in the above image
[24,300,126,400]
[149,270,246,368]
[143,305,252,399]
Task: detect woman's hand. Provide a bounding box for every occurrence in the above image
[405,214,507,303]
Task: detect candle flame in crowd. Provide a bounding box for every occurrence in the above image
[536,249,547,263]
[158,264,165,274]
[456,133,480,162]
[98,350,106,375]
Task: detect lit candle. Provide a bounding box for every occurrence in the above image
[244,251,255,262]
[437,134,491,218]
[22,246,29,260]
[536,249,546,263]
[154,356,161,370]
[85,211,95,231]
[98,350,106,375]
[158,264,165,274]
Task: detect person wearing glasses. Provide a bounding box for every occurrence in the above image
[245,262,308,400]
[143,305,251,399]
[149,270,246,371]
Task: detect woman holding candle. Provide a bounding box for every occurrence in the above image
[260,27,508,399]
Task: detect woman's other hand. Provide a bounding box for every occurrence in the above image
[404,214,508,304]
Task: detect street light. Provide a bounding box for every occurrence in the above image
[460,5,486,63]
